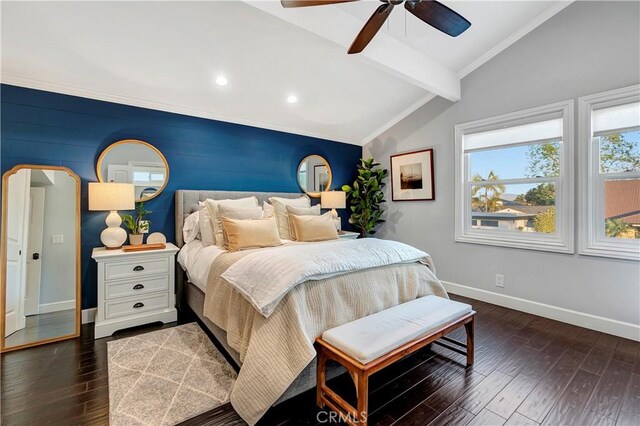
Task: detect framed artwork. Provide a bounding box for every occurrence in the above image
[314,165,329,192]
[390,148,435,201]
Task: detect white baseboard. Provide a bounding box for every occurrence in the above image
[442,281,640,342]
[39,300,75,314]
[82,308,97,324]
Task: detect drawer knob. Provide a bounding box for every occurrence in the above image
[133,265,145,272]
[133,284,144,290]
[133,302,144,309]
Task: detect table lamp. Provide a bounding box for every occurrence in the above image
[321,191,346,231]
[89,182,135,249]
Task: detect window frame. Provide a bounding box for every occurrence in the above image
[578,85,640,261]
[454,100,575,253]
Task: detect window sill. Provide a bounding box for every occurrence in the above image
[455,233,574,254]
[579,242,640,261]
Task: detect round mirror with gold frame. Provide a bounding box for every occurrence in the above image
[96,139,169,202]
[1,165,81,352]
[297,155,332,198]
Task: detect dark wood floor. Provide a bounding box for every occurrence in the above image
[1,295,639,425]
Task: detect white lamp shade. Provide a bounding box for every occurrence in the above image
[88,182,135,211]
[321,191,346,209]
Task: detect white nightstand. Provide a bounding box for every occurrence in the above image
[338,231,359,240]
[92,243,179,339]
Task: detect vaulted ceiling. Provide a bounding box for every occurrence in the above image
[1,1,572,145]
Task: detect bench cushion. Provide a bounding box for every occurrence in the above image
[321,295,472,364]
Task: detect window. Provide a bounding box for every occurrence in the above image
[455,101,574,253]
[579,85,640,260]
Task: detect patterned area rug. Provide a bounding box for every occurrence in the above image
[107,323,237,425]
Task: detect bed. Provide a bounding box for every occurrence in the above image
[174,190,448,425]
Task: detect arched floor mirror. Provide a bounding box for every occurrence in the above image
[1,165,81,352]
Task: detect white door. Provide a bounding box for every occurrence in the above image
[107,164,133,183]
[24,187,45,316]
[5,169,31,337]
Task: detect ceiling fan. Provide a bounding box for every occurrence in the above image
[281,0,471,54]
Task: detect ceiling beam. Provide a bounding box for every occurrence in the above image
[245,1,461,101]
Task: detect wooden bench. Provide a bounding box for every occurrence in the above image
[315,296,475,426]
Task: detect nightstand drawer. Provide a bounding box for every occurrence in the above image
[104,258,169,281]
[105,275,170,300]
[105,293,170,319]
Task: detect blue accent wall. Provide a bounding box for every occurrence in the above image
[1,84,362,309]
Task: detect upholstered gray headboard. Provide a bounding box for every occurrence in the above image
[174,190,305,247]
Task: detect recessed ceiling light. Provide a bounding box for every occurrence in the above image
[215,75,228,86]
[287,94,298,104]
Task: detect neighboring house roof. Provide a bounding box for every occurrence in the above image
[472,212,537,220]
[605,180,640,224]
[471,205,552,222]
[495,206,551,215]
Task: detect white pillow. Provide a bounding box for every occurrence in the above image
[268,196,311,240]
[199,201,216,246]
[206,196,259,246]
[218,205,264,220]
[263,202,275,219]
[182,211,201,244]
[286,204,321,216]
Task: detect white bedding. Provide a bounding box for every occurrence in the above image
[177,240,226,292]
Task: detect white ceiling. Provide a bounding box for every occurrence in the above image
[1,1,571,145]
[337,1,566,74]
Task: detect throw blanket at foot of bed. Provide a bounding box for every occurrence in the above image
[203,239,447,425]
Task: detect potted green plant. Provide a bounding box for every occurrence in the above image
[123,202,152,246]
[342,158,388,237]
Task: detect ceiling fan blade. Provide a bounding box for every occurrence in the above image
[405,0,471,37]
[281,0,359,8]
[348,3,393,54]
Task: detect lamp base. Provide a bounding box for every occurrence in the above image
[101,211,127,250]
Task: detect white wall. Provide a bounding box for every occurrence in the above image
[39,170,76,306]
[364,2,640,332]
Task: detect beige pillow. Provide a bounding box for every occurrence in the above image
[219,205,264,247]
[289,213,339,242]
[269,196,311,239]
[286,205,322,240]
[205,197,259,247]
[221,216,282,251]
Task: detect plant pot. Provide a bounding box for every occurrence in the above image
[129,234,144,246]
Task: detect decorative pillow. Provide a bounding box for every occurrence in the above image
[289,213,339,242]
[183,210,201,244]
[218,205,264,247]
[268,196,311,240]
[221,216,282,251]
[286,205,321,240]
[205,196,259,247]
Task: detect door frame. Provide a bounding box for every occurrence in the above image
[0,165,82,352]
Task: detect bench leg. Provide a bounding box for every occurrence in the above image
[465,317,475,366]
[317,349,327,408]
[357,373,369,426]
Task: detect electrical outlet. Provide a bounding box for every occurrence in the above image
[495,274,505,288]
